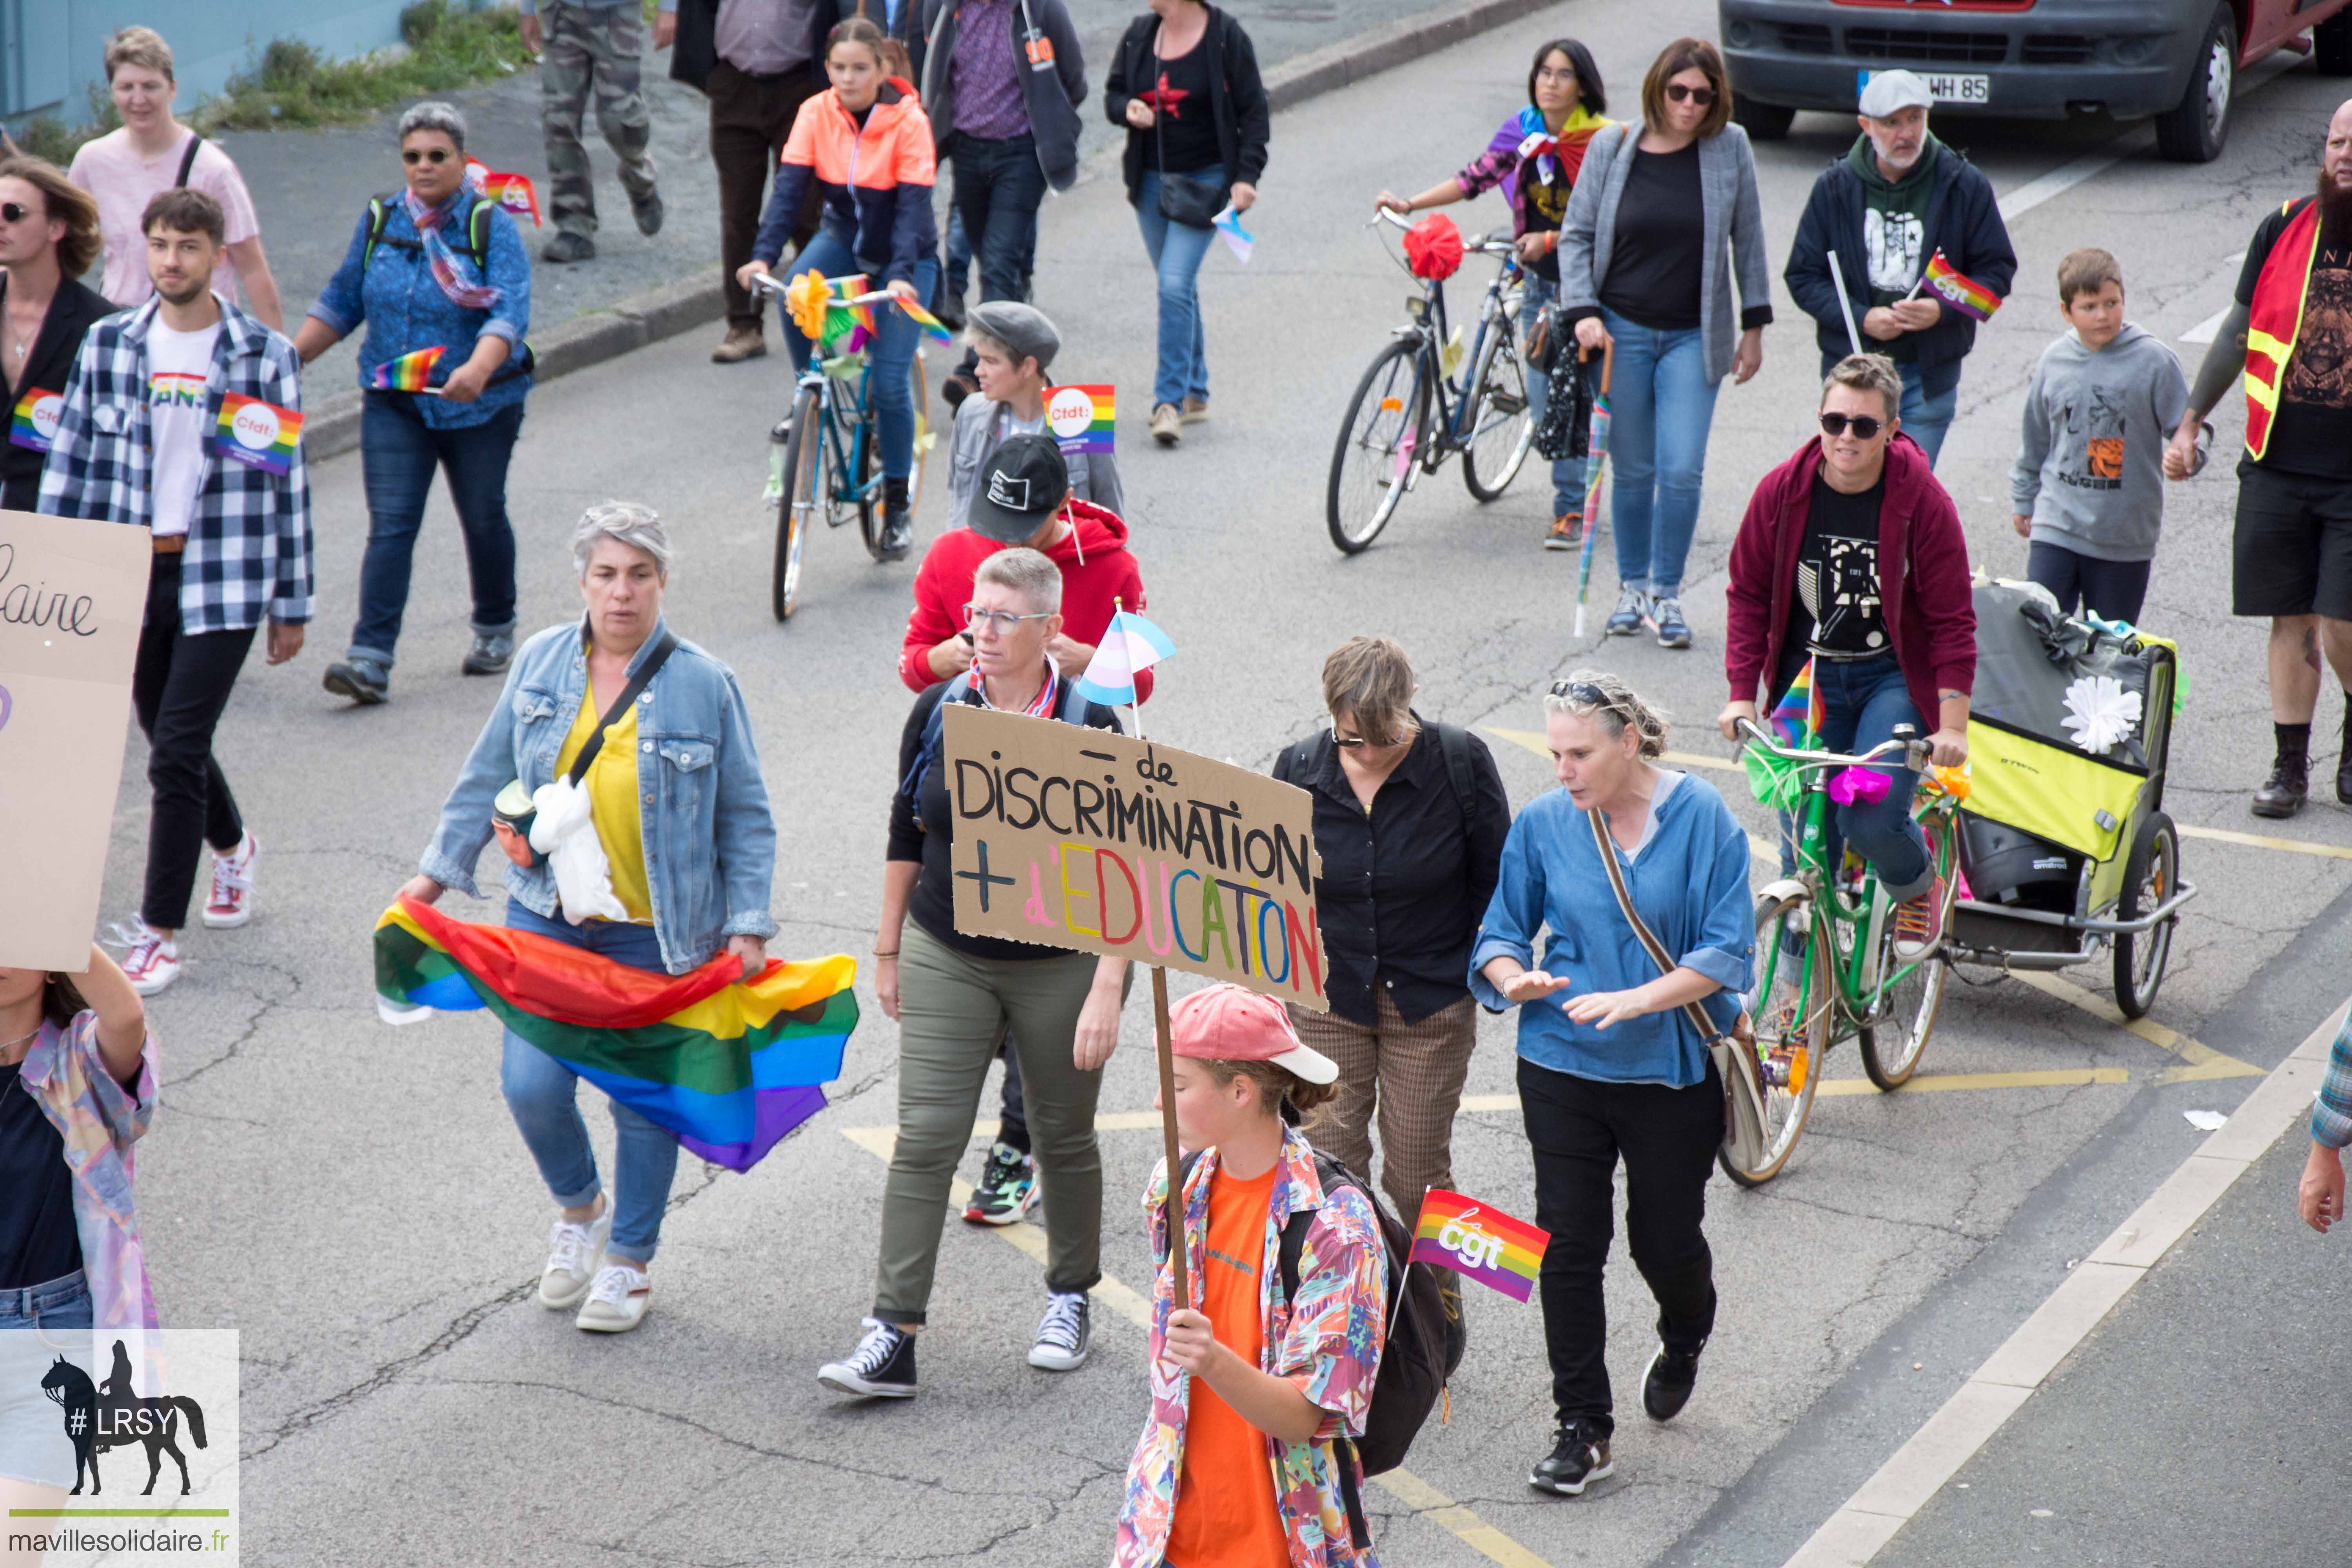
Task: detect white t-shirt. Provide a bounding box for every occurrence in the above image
[68,129,261,309]
[145,320,219,539]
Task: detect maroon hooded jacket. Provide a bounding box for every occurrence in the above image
[1725,432,1976,726]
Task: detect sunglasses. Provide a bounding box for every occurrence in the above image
[963,604,1053,633]
[1663,82,1718,107]
[401,147,456,166]
[0,201,38,225]
[1818,411,1887,440]
[1548,679,1630,719]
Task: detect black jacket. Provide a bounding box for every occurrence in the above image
[912,0,1089,192]
[0,275,113,513]
[1783,141,2017,397]
[1103,6,1269,208]
[670,0,842,92]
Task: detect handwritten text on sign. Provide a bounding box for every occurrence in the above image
[940,706,1327,1010]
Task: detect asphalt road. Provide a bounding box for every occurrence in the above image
[95,3,2352,1564]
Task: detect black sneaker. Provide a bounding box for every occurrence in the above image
[1642,1341,1702,1422]
[1027,1291,1091,1371]
[323,657,389,706]
[941,370,979,410]
[542,231,595,264]
[934,290,967,332]
[818,1318,917,1398]
[2337,752,2352,808]
[632,189,664,237]
[964,1140,1038,1226]
[1528,1422,1611,1495]
[2253,752,2308,818]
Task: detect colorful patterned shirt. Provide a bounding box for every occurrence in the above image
[18,1013,160,1332]
[2312,1007,2352,1149]
[1113,1125,1388,1568]
[951,0,1031,140]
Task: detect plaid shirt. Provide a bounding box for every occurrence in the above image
[37,294,314,632]
[2314,1009,2352,1149]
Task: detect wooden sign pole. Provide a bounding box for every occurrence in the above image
[1152,965,1188,1311]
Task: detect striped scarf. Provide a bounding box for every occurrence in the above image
[971,660,1062,718]
[403,189,501,310]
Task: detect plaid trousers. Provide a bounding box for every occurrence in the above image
[1292,992,1479,1227]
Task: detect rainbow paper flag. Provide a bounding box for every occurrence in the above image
[368,346,446,392]
[9,386,62,453]
[895,296,955,343]
[213,392,301,475]
[373,898,858,1171]
[1044,383,1114,455]
[1409,1189,1548,1303]
[1769,657,1824,748]
[467,160,543,227]
[1920,250,2000,323]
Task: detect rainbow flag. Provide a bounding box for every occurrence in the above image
[9,385,62,453]
[1921,250,2000,323]
[1044,383,1114,454]
[1409,1189,1548,1303]
[1769,656,1823,748]
[213,392,301,475]
[368,346,446,392]
[895,296,955,343]
[467,161,543,227]
[373,898,858,1171]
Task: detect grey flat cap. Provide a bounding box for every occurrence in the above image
[1858,70,1933,119]
[966,301,1061,373]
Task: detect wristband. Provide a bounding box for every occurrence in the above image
[873,949,900,958]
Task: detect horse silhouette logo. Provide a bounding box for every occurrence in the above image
[38,1341,209,1495]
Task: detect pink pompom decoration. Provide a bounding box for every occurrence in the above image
[1827,767,1892,806]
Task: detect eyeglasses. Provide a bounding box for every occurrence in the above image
[401,147,455,166]
[1534,67,1579,85]
[0,201,33,224]
[963,604,1053,633]
[1818,411,1887,440]
[1663,82,1718,107]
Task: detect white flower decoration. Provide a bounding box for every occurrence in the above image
[2060,675,2141,755]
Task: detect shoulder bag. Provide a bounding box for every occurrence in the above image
[1152,39,1227,229]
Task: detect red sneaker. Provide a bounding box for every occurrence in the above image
[112,920,181,996]
[203,831,258,929]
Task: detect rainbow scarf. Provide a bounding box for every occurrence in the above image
[405,190,501,311]
[373,898,857,1171]
[1512,103,1608,188]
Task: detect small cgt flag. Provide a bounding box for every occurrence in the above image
[1920,250,2000,323]
[1409,1189,1548,1303]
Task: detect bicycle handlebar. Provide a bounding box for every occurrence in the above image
[746,271,899,309]
[1734,717,1929,774]
[1370,204,1517,257]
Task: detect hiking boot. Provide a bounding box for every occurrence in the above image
[462,632,513,676]
[964,1141,1038,1225]
[109,920,180,998]
[2337,751,2352,808]
[1528,1422,1612,1495]
[1651,595,1692,649]
[875,477,913,563]
[1642,1341,1702,1422]
[819,1319,918,1398]
[323,657,389,706]
[1151,403,1182,446]
[2252,752,2308,819]
[1545,515,1582,551]
[542,231,595,264]
[575,1263,652,1332]
[202,831,259,929]
[631,189,664,237]
[537,1202,612,1310]
[1027,1291,1091,1372]
[1181,397,1210,425]
[1604,584,1649,637]
[712,325,767,364]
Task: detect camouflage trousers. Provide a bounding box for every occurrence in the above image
[540,0,659,237]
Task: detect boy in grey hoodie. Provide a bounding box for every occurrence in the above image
[2009,247,2190,625]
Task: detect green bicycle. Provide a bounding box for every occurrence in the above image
[1726,717,1965,1188]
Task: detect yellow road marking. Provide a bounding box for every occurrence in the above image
[2174,822,2352,861]
[2007,970,2265,1083]
[834,1126,1557,1568]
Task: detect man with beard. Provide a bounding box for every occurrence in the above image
[38,188,312,996]
[2167,100,2352,818]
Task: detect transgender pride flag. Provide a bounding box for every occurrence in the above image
[1075,609,1175,706]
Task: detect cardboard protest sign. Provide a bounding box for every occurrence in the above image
[940,706,1327,1010]
[0,511,152,969]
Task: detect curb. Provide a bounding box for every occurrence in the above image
[301,0,1562,463]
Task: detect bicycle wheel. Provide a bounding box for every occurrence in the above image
[1859,820,1957,1089]
[1460,314,1534,501]
[771,388,821,622]
[1721,891,1830,1188]
[1327,339,1426,554]
[2112,811,2179,1020]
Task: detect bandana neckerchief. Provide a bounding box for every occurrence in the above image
[1513,102,1606,187]
[403,189,501,311]
[969,659,1062,718]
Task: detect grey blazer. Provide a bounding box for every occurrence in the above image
[1557,121,1774,387]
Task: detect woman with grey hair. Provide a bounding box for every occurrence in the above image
[296,98,534,707]
[396,503,778,1334]
[1470,670,1753,1495]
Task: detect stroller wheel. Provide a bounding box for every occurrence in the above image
[2113,812,2179,1020]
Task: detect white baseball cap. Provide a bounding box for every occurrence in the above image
[1858,70,1933,119]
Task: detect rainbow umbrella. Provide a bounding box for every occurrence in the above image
[1571,341,1615,637]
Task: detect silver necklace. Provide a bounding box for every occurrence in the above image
[0,1024,40,1054]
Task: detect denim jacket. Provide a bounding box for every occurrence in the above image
[420,617,778,973]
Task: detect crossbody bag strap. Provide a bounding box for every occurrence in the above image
[174,132,204,190]
[1587,808,1723,1047]
[566,629,679,787]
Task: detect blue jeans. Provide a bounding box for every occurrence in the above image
[951,132,1046,306]
[780,231,938,481]
[349,394,524,668]
[1780,653,1931,899]
[0,1271,92,1331]
[945,206,972,298]
[1522,276,1593,520]
[0,1272,93,1490]
[1898,363,1957,468]
[1601,307,1720,600]
[2026,540,2151,626]
[1135,169,1225,410]
[498,899,680,1264]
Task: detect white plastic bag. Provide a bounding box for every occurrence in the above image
[529,777,628,924]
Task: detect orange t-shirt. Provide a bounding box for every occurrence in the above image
[1166,1161,1290,1568]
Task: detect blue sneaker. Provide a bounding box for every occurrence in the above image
[1604,584,1649,637]
[1651,596,1692,650]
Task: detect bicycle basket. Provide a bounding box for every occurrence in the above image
[1403,213,1464,281]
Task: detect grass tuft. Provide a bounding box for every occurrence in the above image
[209,0,531,132]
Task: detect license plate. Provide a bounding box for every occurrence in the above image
[1857,69,1990,105]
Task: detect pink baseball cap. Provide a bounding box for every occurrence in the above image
[1168,984,1339,1084]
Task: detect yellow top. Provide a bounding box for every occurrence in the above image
[553,682,653,923]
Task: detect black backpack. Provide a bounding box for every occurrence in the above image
[1273,720,1482,824]
[1176,1146,1451,1552]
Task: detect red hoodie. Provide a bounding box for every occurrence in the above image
[897,499,1154,701]
[1724,432,1975,728]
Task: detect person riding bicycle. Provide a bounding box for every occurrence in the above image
[1718,353,1975,962]
[738,16,940,563]
[1376,37,1610,551]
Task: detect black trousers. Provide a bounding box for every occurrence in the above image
[132,553,257,931]
[710,58,825,332]
[1518,1054,1720,1440]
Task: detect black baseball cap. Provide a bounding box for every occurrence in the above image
[967,434,1071,543]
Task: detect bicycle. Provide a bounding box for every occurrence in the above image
[1724,717,1965,1187]
[751,271,934,622]
[1324,208,1537,554]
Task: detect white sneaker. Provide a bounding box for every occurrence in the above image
[536,1203,612,1310]
[202,832,259,928]
[575,1263,652,1333]
[1027,1291,1091,1372]
[109,920,180,997]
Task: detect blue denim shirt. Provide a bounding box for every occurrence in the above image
[420,617,778,973]
[305,187,532,430]
[1468,773,1756,1087]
